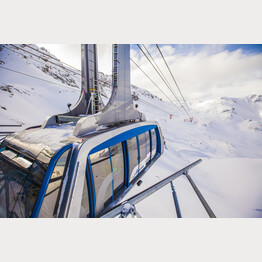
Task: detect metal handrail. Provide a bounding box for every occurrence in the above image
[184,172,216,218]
[99,159,202,218]
[170,181,182,218]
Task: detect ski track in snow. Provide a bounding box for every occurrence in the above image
[1,44,262,217]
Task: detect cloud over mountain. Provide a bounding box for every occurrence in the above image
[130,44,262,101]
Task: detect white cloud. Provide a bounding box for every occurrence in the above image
[38,44,113,75]
[97,44,112,75]
[130,45,262,100]
[38,44,262,100]
[158,45,176,56]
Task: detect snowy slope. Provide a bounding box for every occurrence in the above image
[0,44,80,129]
[126,91,262,217]
[1,44,262,217]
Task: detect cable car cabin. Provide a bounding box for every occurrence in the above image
[0,121,163,218]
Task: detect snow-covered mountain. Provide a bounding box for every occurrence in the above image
[0,44,81,129]
[1,44,262,217]
[131,92,262,218]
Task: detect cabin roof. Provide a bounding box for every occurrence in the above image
[3,123,80,162]
[3,121,141,163]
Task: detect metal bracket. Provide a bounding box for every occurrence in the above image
[119,202,141,218]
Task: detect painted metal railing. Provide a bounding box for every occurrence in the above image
[99,159,216,218]
[170,181,182,218]
[184,171,216,218]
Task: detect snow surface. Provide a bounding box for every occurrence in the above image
[0,44,80,129]
[11,123,77,152]
[125,91,262,217]
[1,44,262,217]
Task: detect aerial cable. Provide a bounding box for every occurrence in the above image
[131,57,182,115]
[23,44,81,72]
[139,98,170,113]
[3,45,81,79]
[7,45,111,96]
[9,45,80,77]
[130,58,183,115]
[141,44,190,117]
[2,45,111,95]
[156,44,193,117]
[0,65,79,90]
[137,44,191,118]
[142,44,181,101]
[138,98,172,115]
[10,44,80,76]
[138,44,190,118]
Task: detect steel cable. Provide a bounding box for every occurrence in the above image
[156,44,193,117]
[130,58,183,115]
[137,44,191,118]
[0,65,79,90]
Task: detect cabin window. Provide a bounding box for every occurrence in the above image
[90,148,113,211]
[0,155,45,218]
[138,133,146,162]
[38,148,71,218]
[138,131,150,172]
[145,131,150,159]
[89,143,125,213]
[127,136,139,182]
[151,128,157,159]
[109,143,124,193]
[80,175,90,218]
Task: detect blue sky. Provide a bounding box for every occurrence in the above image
[223,44,262,54]
[40,44,262,70]
[130,44,262,100]
[131,44,262,56]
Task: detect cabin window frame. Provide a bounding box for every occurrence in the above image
[79,171,91,218]
[137,131,151,175]
[126,136,140,184]
[90,147,113,209]
[109,143,125,196]
[38,147,72,218]
[88,142,126,216]
[85,125,160,217]
[31,144,73,218]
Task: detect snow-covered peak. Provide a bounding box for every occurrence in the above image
[250,94,262,103]
[193,95,262,122]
